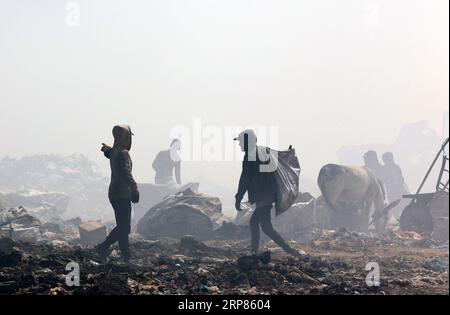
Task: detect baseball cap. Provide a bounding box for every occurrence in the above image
[233,129,257,142]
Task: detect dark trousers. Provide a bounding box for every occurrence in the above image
[101,198,132,259]
[249,204,293,253]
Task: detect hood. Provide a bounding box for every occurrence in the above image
[112,124,133,150]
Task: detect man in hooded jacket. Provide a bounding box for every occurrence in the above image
[96,124,140,262]
[234,129,299,256]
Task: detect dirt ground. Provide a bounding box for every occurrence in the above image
[293,243,448,295]
[1,230,448,295]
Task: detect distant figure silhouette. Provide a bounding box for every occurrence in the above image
[152,139,181,186]
[363,150,385,183]
[382,152,409,203]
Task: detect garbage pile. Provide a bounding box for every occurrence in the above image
[0,206,41,242]
[133,182,201,221]
[0,154,110,221]
[132,183,178,221]
[0,190,69,221]
[0,205,82,245]
[137,188,232,240]
[0,233,447,295]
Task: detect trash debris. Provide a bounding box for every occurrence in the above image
[0,205,83,243]
[178,235,232,258]
[0,237,23,267]
[237,251,271,271]
[423,258,448,273]
[392,230,424,241]
[0,233,447,295]
[0,154,111,221]
[0,206,42,241]
[0,281,18,293]
[0,206,41,228]
[0,190,69,221]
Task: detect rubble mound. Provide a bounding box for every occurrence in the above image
[0,190,69,220]
[1,206,81,244]
[0,206,42,242]
[0,206,41,228]
[132,183,178,220]
[137,189,224,240]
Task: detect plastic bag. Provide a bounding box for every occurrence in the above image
[260,147,301,216]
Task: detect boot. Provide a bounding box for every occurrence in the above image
[284,246,304,258]
[95,243,112,261]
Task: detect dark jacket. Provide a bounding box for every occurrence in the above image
[235,146,277,206]
[103,125,139,201]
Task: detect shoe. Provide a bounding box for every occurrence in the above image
[285,247,304,258]
[121,249,132,263]
[95,243,111,261]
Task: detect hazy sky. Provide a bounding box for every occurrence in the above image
[1,0,448,194]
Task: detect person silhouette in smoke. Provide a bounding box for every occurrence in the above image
[234,129,300,257]
[363,150,385,184]
[382,152,409,203]
[96,124,140,263]
[152,139,182,186]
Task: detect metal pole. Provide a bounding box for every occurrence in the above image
[414,138,449,198]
